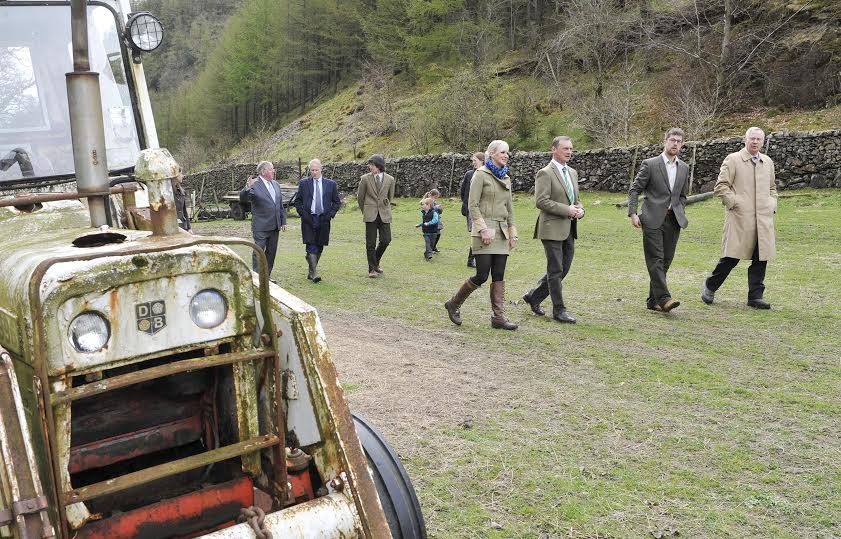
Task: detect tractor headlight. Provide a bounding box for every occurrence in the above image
[125,12,164,53]
[69,312,110,353]
[190,289,227,329]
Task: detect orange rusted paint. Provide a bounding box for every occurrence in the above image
[68,415,203,474]
[288,468,315,503]
[74,476,253,539]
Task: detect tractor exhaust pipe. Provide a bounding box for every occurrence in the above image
[67,0,110,227]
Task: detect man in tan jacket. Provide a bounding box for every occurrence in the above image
[357,154,396,278]
[522,136,584,324]
[701,127,777,309]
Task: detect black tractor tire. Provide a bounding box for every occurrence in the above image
[229,202,246,220]
[352,413,427,539]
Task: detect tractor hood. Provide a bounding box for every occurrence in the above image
[0,200,256,376]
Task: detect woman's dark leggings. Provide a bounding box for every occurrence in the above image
[470,254,508,286]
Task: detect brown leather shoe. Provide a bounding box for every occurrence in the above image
[368,271,379,278]
[659,298,680,312]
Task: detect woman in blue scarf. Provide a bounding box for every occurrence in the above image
[445,140,518,330]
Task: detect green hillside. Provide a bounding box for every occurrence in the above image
[139,0,841,169]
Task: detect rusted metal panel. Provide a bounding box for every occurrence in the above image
[232,362,262,477]
[65,434,279,505]
[259,283,392,538]
[51,350,273,405]
[197,493,362,539]
[75,476,253,539]
[68,415,202,474]
[292,309,392,539]
[0,348,56,538]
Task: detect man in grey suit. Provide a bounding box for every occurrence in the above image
[522,136,584,324]
[627,128,689,312]
[239,160,287,276]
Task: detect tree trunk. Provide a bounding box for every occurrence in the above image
[716,0,733,102]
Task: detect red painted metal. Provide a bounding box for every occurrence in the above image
[69,415,203,474]
[75,476,253,539]
[289,468,315,503]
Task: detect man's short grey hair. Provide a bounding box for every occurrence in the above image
[664,128,685,141]
[486,140,509,157]
[551,136,572,149]
[745,127,765,140]
[256,161,273,174]
[309,158,322,167]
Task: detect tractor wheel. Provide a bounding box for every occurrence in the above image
[352,413,427,539]
[229,202,245,220]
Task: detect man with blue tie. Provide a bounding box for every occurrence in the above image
[239,161,287,276]
[294,159,341,283]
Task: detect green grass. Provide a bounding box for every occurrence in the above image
[196,189,841,538]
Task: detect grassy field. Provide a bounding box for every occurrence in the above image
[197,188,841,538]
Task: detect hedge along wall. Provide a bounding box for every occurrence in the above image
[186,129,841,204]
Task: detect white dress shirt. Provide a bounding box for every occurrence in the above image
[311,176,322,214]
[260,176,276,203]
[661,153,677,192]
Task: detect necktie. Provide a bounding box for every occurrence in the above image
[264,180,276,203]
[314,180,323,215]
[561,166,575,204]
[377,174,382,187]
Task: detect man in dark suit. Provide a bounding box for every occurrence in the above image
[239,160,287,276]
[627,128,690,312]
[357,154,395,278]
[294,158,341,283]
[522,136,584,324]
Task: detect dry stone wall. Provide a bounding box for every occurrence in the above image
[186,129,841,204]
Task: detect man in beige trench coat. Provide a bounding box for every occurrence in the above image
[701,127,777,309]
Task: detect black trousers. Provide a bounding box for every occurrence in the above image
[527,236,575,312]
[705,240,767,300]
[305,214,324,255]
[365,215,391,271]
[642,212,681,306]
[252,228,279,275]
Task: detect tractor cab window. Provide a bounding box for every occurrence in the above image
[0,5,141,183]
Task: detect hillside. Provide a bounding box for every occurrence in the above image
[142,0,841,170]
[225,66,841,165]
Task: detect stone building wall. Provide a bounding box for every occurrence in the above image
[186,129,841,204]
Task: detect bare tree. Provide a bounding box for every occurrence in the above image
[576,60,647,147]
[543,0,642,99]
[642,0,812,104]
[361,61,400,136]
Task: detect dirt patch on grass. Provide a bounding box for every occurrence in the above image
[318,308,542,454]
